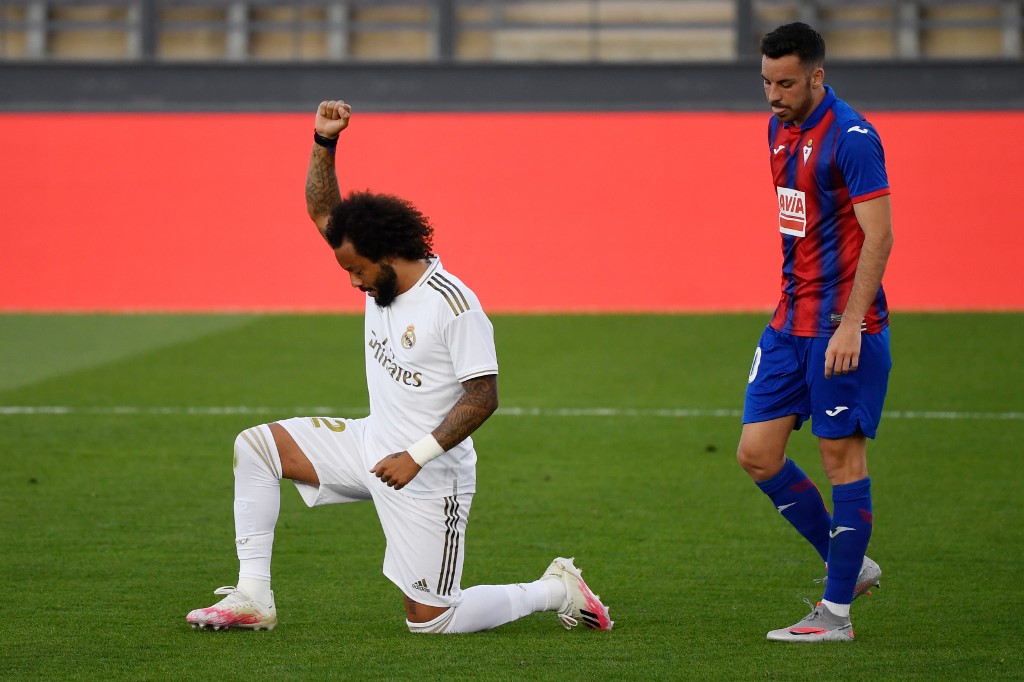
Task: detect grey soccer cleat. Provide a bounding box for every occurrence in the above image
[854,556,882,598]
[766,599,854,642]
[542,557,613,631]
[815,556,882,600]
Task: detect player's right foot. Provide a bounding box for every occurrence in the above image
[766,600,854,642]
[186,586,277,631]
[814,556,882,600]
[542,557,613,631]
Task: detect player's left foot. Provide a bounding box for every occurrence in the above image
[853,556,882,598]
[766,600,854,642]
[814,556,882,600]
[542,557,613,631]
[186,585,277,631]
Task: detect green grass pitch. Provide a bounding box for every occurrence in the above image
[1,313,1022,680]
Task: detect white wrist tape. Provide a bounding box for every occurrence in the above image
[407,434,444,467]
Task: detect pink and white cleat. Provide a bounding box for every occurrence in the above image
[186,586,277,631]
[542,557,613,631]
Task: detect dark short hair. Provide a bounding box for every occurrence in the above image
[761,22,825,67]
[325,191,434,262]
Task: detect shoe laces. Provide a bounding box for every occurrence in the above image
[211,585,249,607]
[557,613,578,630]
[800,597,823,620]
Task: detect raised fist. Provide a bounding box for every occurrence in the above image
[315,100,351,139]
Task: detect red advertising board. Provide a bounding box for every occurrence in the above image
[1,111,1020,312]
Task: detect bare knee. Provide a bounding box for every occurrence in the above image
[737,417,796,482]
[404,595,449,624]
[405,595,454,633]
[736,441,785,482]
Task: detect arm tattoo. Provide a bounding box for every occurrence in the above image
[304,145,342,237]
[432,375,498,451]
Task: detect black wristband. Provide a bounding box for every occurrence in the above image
[313,131,338,152]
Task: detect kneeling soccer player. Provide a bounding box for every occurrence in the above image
[185,98,612,635]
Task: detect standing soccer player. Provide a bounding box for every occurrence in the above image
[185,99,612,634]
[737,23,893,642]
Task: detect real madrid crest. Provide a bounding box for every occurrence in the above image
[401,324,416,349]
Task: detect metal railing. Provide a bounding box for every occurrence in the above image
[1,0,1021,61]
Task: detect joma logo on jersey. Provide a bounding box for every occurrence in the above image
[776,187,807,237]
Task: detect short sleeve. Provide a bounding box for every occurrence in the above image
[835,120,890,202]
[445,309,499,382]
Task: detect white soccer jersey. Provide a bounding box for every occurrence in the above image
[362,256,498,498]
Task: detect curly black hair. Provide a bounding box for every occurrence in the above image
[761,22,825,68]
[325,191,435,262]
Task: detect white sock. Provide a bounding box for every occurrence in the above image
[444,578,566,633]
[821,599,850,618]
[528,577,567,612]
[237,577,273,605]
[232,425,281,600]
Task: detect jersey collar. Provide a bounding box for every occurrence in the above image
[384,255,439,305]
[786,84,835,131]
[413,255,441,290]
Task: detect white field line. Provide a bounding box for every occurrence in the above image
[0,405,1022,421]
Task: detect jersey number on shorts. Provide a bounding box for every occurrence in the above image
[748,347,762,384]
[310,417,346,432]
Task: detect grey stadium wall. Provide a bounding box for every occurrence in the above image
[1,60,1023,113]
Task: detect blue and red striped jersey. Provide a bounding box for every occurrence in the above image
[767,85,891,337]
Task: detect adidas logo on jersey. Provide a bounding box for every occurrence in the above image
[412,579,431,593]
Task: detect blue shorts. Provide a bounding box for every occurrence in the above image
[742,325,892,439]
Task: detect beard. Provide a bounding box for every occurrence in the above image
[372,263,400,308]
[773,82,815,124]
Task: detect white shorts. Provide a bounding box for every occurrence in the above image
[275,416,472,608]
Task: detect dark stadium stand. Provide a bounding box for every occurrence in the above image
[2,1,1022,61]
[1,1,1021,111]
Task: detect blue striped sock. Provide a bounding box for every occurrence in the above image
[823,477,873,605]
[756,458,831,562]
